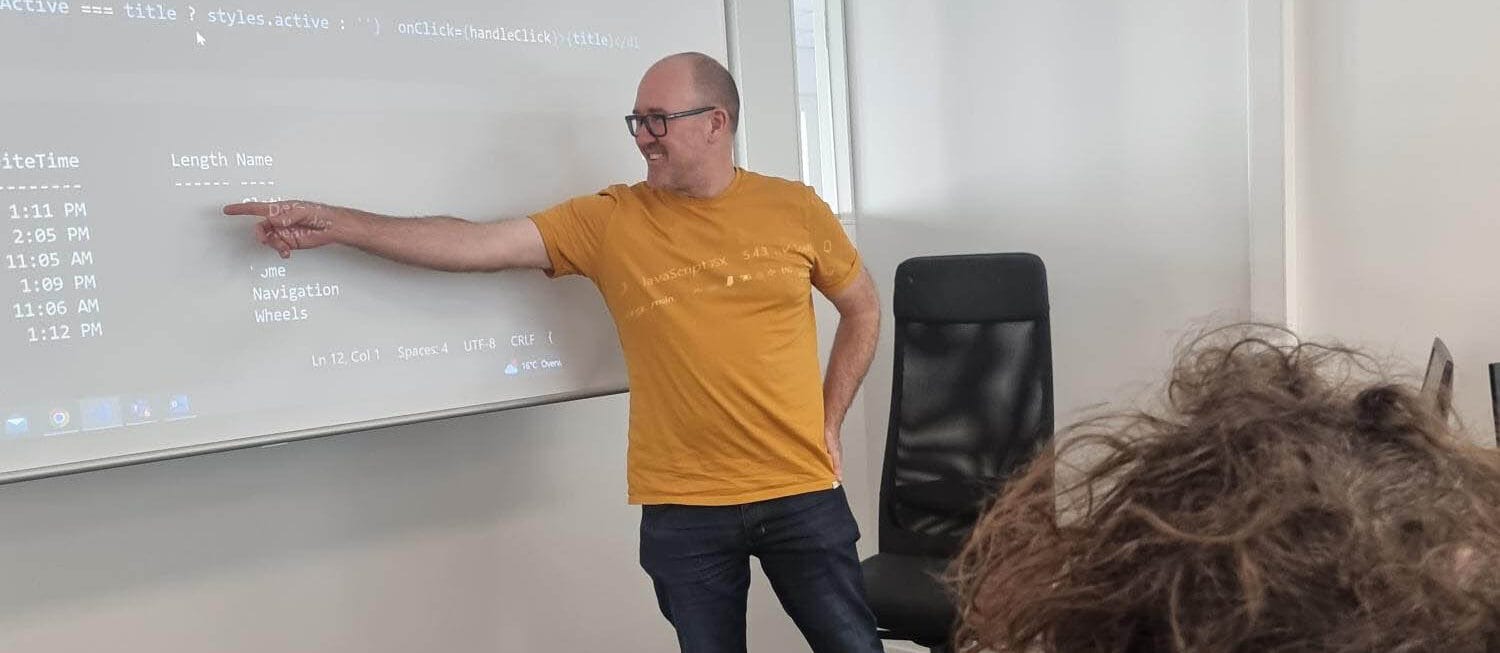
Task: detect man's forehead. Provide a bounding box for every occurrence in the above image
[633,93,696,114]
[634,64,696,112]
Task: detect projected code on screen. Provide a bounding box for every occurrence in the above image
[2,150,103,347]
[164,149,349,327]
[0,1,641,50]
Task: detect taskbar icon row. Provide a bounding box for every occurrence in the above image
[3,394,196,438]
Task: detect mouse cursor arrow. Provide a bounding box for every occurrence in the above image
[195,31,206,46]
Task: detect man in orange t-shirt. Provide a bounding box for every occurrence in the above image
[225,52,883,652]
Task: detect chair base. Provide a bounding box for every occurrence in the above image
[863,553,956,647]
[878,632,952,653]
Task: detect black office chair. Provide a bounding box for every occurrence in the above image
[1488,362,1499,447]
[860,253,1054,652]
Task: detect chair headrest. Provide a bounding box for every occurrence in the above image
[894,253,1048,323]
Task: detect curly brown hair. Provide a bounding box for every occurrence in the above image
[950,327,1500,653]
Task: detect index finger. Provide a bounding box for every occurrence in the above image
[223,202,273,217]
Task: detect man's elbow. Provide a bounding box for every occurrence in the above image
[838,295,881,327]
[830,269,880,316]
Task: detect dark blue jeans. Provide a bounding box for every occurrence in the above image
[639,486,884,653]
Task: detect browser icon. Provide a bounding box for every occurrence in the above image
[49,408,71,430]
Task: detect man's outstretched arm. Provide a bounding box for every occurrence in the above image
[223,200,550,272]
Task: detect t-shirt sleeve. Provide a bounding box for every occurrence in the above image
[528,190,618,280]
[806,187,862,295]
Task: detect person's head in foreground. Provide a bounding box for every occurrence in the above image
[951,326,1500,653]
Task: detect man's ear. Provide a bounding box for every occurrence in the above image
[709,108,730,141]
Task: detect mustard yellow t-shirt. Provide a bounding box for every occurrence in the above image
[529,169,862,505]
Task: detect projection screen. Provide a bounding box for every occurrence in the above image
[0,0,728,482]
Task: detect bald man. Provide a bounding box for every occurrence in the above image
[225,53,884,652]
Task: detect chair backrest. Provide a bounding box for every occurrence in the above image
[1489,363,1500,447]
[1420,337,1454,419]
[878,253,1054,558]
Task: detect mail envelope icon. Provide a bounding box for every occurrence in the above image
[4,415,28,436]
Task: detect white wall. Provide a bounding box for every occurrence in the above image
[845,0,1253,459]
[1290,0,1500,442]
[0,3,826,652]
[0,397,662,652]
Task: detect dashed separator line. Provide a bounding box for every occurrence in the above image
[172,181,277,187]
[1,184,84,191]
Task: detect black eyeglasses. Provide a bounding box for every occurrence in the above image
[624,106,715,138]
